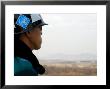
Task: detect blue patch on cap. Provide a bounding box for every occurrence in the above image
[16,15,30,29]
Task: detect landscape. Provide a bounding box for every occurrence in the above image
[39,59,97,76]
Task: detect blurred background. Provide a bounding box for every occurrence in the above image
[32,13,97,76]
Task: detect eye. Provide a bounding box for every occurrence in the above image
[39,26,42,31]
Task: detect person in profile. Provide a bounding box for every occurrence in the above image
[14,14,48,76]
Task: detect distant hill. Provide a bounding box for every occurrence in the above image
[39,59,97,64]
[38,53,97,61]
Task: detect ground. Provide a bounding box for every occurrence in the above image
[39,60,97,76]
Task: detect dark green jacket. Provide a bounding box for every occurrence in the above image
[14,57,38,76]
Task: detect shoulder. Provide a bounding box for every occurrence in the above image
[14,57,38,76]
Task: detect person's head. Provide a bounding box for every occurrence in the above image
[14,14,47,50]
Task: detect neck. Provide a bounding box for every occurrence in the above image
[19,36,33,50]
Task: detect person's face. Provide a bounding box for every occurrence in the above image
[27,26,42,50]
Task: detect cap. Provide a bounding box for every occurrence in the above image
[14,14,48,34]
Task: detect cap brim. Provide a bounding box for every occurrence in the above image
[39,22,48,26]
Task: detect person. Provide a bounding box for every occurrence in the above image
[14,14,48,76]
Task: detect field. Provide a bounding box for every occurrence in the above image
[40,60,97,76]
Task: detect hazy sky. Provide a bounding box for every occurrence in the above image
[32,13,97,60]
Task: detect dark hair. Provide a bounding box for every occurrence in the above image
[14,33,22,39]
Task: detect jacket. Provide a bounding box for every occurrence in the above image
[14,39,45,76]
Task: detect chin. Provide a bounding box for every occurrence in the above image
[34,46,41,50]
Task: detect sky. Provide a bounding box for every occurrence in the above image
[32,13,97,61]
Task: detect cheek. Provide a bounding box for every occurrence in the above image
[34,34,42,44]
[30,31,42,46]
[38,36,42,44]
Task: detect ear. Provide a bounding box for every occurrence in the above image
[25,31,32,38]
